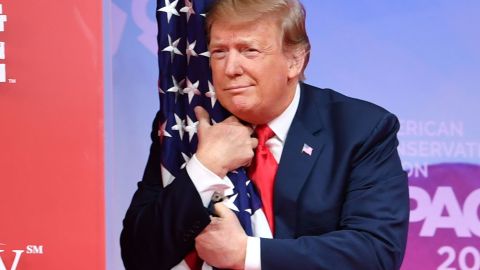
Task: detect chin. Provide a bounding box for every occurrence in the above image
[220,96,264,122]
[221,96,249,112]
[233,108,268,124]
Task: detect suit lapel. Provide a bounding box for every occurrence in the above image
[274,83,326,238]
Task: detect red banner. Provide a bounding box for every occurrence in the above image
[0,1,104,269]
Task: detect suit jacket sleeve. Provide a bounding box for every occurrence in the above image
[261,113,409,270]
[120,111,211,270]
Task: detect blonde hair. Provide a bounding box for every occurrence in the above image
[206,0,311,80]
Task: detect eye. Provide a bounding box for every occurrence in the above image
[242,48,260,58]
[210,49,226,59]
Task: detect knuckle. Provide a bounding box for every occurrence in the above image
[240,125,251,134]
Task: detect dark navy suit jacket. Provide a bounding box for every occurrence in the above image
[121,83,410,270]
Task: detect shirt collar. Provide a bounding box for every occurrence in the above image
[268,84,300,143]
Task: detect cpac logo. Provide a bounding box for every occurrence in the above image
[0,243,44,270]
[0,3,7,83]
[410,186,480,237]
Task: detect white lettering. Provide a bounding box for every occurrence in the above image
[438,246,455,270]
[0,4,6,83]
[0,42,5,59]
[398,141,480,158]
[410,186,480,238]
[403,162,429,178]
[26,245,43,254]
[409,186,431,222]
[0,4,8,32]
[421,187,471,237]
[459,246,480,270]
[0,64,5,83]
[0,250,24,270]
[463,189,480,237]
[437,246,480,270]
[399,120,464,137]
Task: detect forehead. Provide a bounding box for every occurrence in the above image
[209,18,282,46]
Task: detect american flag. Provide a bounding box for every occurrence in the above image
[156,0,269,268]
[302,143,313,156]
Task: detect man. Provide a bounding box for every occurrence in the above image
[121,0,409,269]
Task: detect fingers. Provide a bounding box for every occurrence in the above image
[251,137,258,149]
[245,138,258,167]
[194,106,211,129]
[222,115,240,124]
[214,202,234,218]
[196,109,254,135]
[209,216,222,225]
[222,116,254,134]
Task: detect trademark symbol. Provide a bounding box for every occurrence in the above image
[8,78,16,83]
[25,245,43,254]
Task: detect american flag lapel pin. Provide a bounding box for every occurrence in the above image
[302,143,313,156]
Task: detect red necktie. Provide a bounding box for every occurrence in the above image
[186,125,277,269]
[248,124,278,233]
[185,250,203,270]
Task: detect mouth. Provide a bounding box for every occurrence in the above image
[224,85,253,92]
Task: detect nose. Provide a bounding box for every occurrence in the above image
[224,51,243,77]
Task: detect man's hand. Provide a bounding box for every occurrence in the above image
[194,106,258,178]
[195,203,248,269]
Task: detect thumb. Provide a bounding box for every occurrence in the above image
[214,202,235,219]
[222,115,240,124]
[194,106,211,131]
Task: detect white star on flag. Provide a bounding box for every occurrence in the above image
[180,152,190,169]
[224,193,240,212]
[158,86,165,94]
[162,35,183,62]
[158,0,180,23]
[185,115,198,142]
[183,78,201,103]
[158,79,165,94]
[199,51,210,58]
[205,80,217,107]
[161,165,175,187]
[186,40,198,64]
[180,0,195,22]
[166,76,183,102]
[158,120,173,139]
[302,143,313,156]
[171,114,185,140]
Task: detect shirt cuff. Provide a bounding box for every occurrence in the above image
[186,154,233,207]
[245,236,261,270]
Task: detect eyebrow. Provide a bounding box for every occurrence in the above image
[209,37,262,48]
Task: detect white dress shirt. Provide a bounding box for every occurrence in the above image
[186,84,300,270]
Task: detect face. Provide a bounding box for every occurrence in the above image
[209,17,303,124]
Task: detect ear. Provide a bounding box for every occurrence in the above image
[287,48,306,79]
